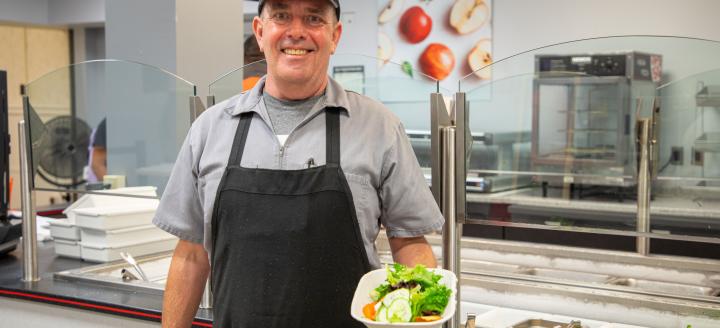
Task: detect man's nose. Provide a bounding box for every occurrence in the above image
[285,17,307,40]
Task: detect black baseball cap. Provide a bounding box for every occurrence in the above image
[257,0,340,20]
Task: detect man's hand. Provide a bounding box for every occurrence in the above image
[162,240,210,328]
[388,236,437,268]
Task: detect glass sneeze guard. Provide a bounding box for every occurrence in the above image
[24,59,197,198]
[458,36,720,251]
[209,54,450,186]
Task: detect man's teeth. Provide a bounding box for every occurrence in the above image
[284,49,308,55]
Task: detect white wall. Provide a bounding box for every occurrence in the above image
[0,0,104,26]
[105,0,176,71]
[48,0,105,25]
[492,0,720,61]
[0,0,48,25]
[176,0,244,101]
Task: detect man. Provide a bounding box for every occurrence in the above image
[87,118,106,183]
[153,0,443,327]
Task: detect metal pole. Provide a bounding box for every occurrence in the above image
[19,120,39,282]
[200,277,212,309]
[636,118,651,255]
[442,126,460,328]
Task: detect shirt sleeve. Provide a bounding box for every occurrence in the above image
[379,122,444,238]
[152,127,204,244]
[92,118,106,148]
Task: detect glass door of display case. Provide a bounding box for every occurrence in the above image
[533,75,632,187]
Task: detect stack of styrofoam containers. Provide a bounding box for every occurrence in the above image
[50,186,178,262]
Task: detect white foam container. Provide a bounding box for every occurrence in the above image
[48,220,81,241]
[351,268,457,328]
[64,186,159,223]
[80,236,178,262]
[74,205,157,230]
[54,239,81,258]
[80,224,173,247]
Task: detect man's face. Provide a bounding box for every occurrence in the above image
[253,0,342,86]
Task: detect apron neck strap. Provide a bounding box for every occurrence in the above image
[228,112,253,166]
[326,107,340,166]
[228,107,342,167]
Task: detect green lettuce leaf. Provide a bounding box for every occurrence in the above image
[410,285,452,318]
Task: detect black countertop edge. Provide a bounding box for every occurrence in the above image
[0,286,214,327]
[0,241,214,327]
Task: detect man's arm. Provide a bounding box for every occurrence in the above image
[388,236,437,268]
[162,240,210,328]
[90,146,107,180]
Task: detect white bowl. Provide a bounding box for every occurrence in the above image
[350,268,457,328]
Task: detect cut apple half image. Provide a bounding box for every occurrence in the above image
[378,0,404,24]
[468,38,492,80]
[377,32,394,68]
[450,0,490,35]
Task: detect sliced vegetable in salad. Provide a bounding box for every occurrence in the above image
[363,263,452,323]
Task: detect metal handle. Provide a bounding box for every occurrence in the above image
[636,118,652,255]
[19,119,39,282]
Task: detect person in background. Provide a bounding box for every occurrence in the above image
[86,118,106,183]
[242,34,266,91]
[153,0,444,326]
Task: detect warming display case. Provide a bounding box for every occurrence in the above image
[532,52,661,190]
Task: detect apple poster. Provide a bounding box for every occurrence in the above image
[377,0,493,91]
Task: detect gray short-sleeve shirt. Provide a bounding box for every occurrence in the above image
[152,75,443,269]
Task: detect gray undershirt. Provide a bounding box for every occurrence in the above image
[263,93,324,143]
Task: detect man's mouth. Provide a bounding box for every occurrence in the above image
[282,48,312,56]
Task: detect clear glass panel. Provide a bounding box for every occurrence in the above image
[650,68,720,248]
[209,59,267,104]
[460,36,720,251]
[208,54,446,182]
[25,60,196,197]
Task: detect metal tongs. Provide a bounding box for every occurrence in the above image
[120,251,150,282]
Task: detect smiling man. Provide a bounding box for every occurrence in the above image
[153,0,444,327]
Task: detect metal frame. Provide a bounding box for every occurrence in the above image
[19,119,38,282]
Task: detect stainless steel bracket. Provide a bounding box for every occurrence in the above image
[189,96,206,123]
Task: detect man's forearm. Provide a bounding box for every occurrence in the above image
[388,236,437,268]
[162,240,210,328]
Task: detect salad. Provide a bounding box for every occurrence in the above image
[362,264,452,323]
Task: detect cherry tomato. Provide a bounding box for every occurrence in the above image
[419,43,455,81]
[399,6,432,44]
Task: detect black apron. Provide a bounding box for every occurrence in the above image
[211,108,370,328]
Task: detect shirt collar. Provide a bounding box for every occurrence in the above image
[224,75,352,117]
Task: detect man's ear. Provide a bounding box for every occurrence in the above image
[252,16,265,52]
[330,21,343,54]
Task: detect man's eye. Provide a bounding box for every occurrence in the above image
[272,12,291,23]
[305,15,325,26]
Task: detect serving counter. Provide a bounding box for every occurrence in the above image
[0,241,211,327]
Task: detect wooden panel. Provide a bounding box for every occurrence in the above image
[1,25,71,210]
[0,25,28,108]
[25,27,70,82]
